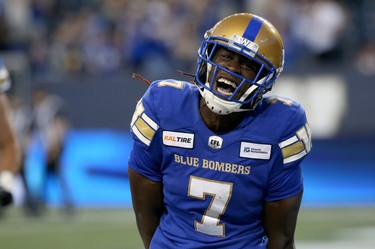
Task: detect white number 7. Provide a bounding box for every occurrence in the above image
[188,176,233,237]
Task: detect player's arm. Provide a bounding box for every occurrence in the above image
[263,100,311,248]
[263,191,303,249]
[0,94,21,206]
[128,167,164,249]
[0,94,20,173]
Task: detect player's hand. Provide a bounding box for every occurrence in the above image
[0,186,13,207]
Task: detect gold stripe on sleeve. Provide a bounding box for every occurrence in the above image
[281,141,305,159]
[135,118,155,141]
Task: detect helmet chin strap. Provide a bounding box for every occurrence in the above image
[198,86,243,115]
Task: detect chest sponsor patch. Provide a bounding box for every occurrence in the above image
[163,131,194,149]
[240,142,271,160]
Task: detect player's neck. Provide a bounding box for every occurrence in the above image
[199,98,245,133]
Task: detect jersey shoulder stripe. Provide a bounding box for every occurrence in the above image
[130,79,193,146]
[262,96,312,165]
[278,122,312,164]
[131,100,159,146]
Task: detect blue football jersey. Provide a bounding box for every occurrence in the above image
[128,79,312,249]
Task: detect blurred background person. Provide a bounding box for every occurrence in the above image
[0,58,21,210]
[287,0,348,63]
[6,93,33,214]
[27,86,73,215]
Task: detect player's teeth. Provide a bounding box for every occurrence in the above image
[217,88,232,96]
[218,78,237,88]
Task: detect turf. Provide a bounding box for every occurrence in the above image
[0,206,374,249]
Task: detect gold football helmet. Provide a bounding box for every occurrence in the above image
[195,13,285,114]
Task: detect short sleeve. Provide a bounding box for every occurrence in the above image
[265,102,312,201]
[128,82,163,181]
[128,133,163,182]
[265,156,304,201]
[278,108,312,167]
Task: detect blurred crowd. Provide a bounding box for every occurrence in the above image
[0,0,375,80]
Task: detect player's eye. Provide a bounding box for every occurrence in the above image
[220,51,232,61]
[241,60,259,73]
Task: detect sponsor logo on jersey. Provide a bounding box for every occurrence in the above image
[208,136,223,149]
[240,142,271,160]
[163,131,194,149]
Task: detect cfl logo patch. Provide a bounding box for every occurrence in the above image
[208,136,223,149]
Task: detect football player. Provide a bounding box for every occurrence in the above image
[0,58,20,207]
[128,13,312,249]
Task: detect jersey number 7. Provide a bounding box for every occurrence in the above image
[188,176,233,237]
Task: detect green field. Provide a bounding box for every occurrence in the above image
[0,206,374,249]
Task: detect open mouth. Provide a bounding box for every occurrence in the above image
[216,77,237,96]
